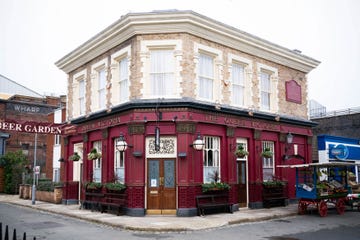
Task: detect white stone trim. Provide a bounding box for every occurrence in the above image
[140,39,182,99]
[228,54,253,108]
[257,63,279,113]
[194,43,223,103]
[110,46,131,106]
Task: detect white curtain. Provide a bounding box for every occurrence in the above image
[114,138,125,183]
[98,69,106,109]
[203,136,220,183]
[199,54,214,100]
[119,57,129,102]
[93,141,102,182]
[78,79,85,115]
[232,63,244,105]
[150,50,174,96]
[261,72,271,110]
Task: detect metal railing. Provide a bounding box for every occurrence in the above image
[310,106,360,119]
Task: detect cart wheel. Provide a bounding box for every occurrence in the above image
[336,199,345,215]
[318,200,327,217]
[298,201,307,215]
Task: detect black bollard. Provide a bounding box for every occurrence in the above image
[12,229,16,240]
[23,232,26,240]
[4,225,8,240]
[1,222,2,240]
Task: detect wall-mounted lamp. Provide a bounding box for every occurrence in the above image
[283,132,304,161]
[116,134,128,152]
[190,132,205,151]
[286,132,293,144]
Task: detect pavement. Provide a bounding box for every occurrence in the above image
[0,194,298,232]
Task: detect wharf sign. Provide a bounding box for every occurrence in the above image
[0,120,64,135]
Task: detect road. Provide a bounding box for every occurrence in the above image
[0,203,359,240]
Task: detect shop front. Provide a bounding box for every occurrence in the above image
[61,101,314,216]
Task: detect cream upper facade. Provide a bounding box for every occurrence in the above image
[56,10,320,122]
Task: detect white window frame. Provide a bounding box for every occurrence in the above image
[194,43,223,103]
[228,54,252,107]
[140,40,182,99]
[110,46,131,106]
[90,58,107,112]
[236,138,248,160]
[72,70,87,118]
[98,69,106,109]
[262,141,275,181]
[114,137,125,183]
[92,141,102,183]
[257,63,278,113]
[79,79,85,115]
[203,136,221,183]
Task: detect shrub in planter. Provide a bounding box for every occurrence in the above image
[104,182,126,192]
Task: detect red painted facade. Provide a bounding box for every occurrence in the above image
[62,104,313,216]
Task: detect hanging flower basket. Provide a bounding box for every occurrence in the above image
[87,148,102,160]
[69,152,81,161]
[235,144,249,158]
[261,148,273,158]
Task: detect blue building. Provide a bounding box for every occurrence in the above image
[317,135,360,182]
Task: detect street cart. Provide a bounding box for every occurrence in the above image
[279,162,360,217]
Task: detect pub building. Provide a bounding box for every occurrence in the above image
[56,10,320,216]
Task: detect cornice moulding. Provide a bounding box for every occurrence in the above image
[55,11,320,74]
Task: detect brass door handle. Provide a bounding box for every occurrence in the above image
[159,177,164,186]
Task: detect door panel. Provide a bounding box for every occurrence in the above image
[237,161,248,208]
[147,159,176,214]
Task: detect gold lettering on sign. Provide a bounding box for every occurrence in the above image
[224,118,246,126]
[205,114,218,123]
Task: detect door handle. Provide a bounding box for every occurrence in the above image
[159,177,164,186]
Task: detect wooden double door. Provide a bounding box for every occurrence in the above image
[147,159,176,214]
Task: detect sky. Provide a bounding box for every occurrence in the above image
[1,0,359,111]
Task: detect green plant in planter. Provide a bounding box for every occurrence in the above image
[263,176,287,188]
[202,182,231,193]
[87,148,102,160]
[261,147,273,158]
[69,152,81,161]
[84,181,102,190]
[104,182,126,192]
[235,144,249,158]
[201,170,231,193]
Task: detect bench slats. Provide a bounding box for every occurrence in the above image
[196,194,232,216]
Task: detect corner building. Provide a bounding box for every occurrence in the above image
[56,10,320,216]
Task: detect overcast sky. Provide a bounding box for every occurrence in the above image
[1,0,359,111]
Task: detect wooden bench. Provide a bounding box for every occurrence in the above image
[100,192,127,216]
[262,186,287,208]
[83,192,104,211]
[195,194,233,216]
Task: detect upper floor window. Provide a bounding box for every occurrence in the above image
[150,49,174,96]
[257,63,278,112]
[79,79,85,115]
[203,136,220,183]
[98,69,106,109]
[119,57,129,102]
[232,62,245,106]
[198,53,214,100]
[260,71,271,110]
